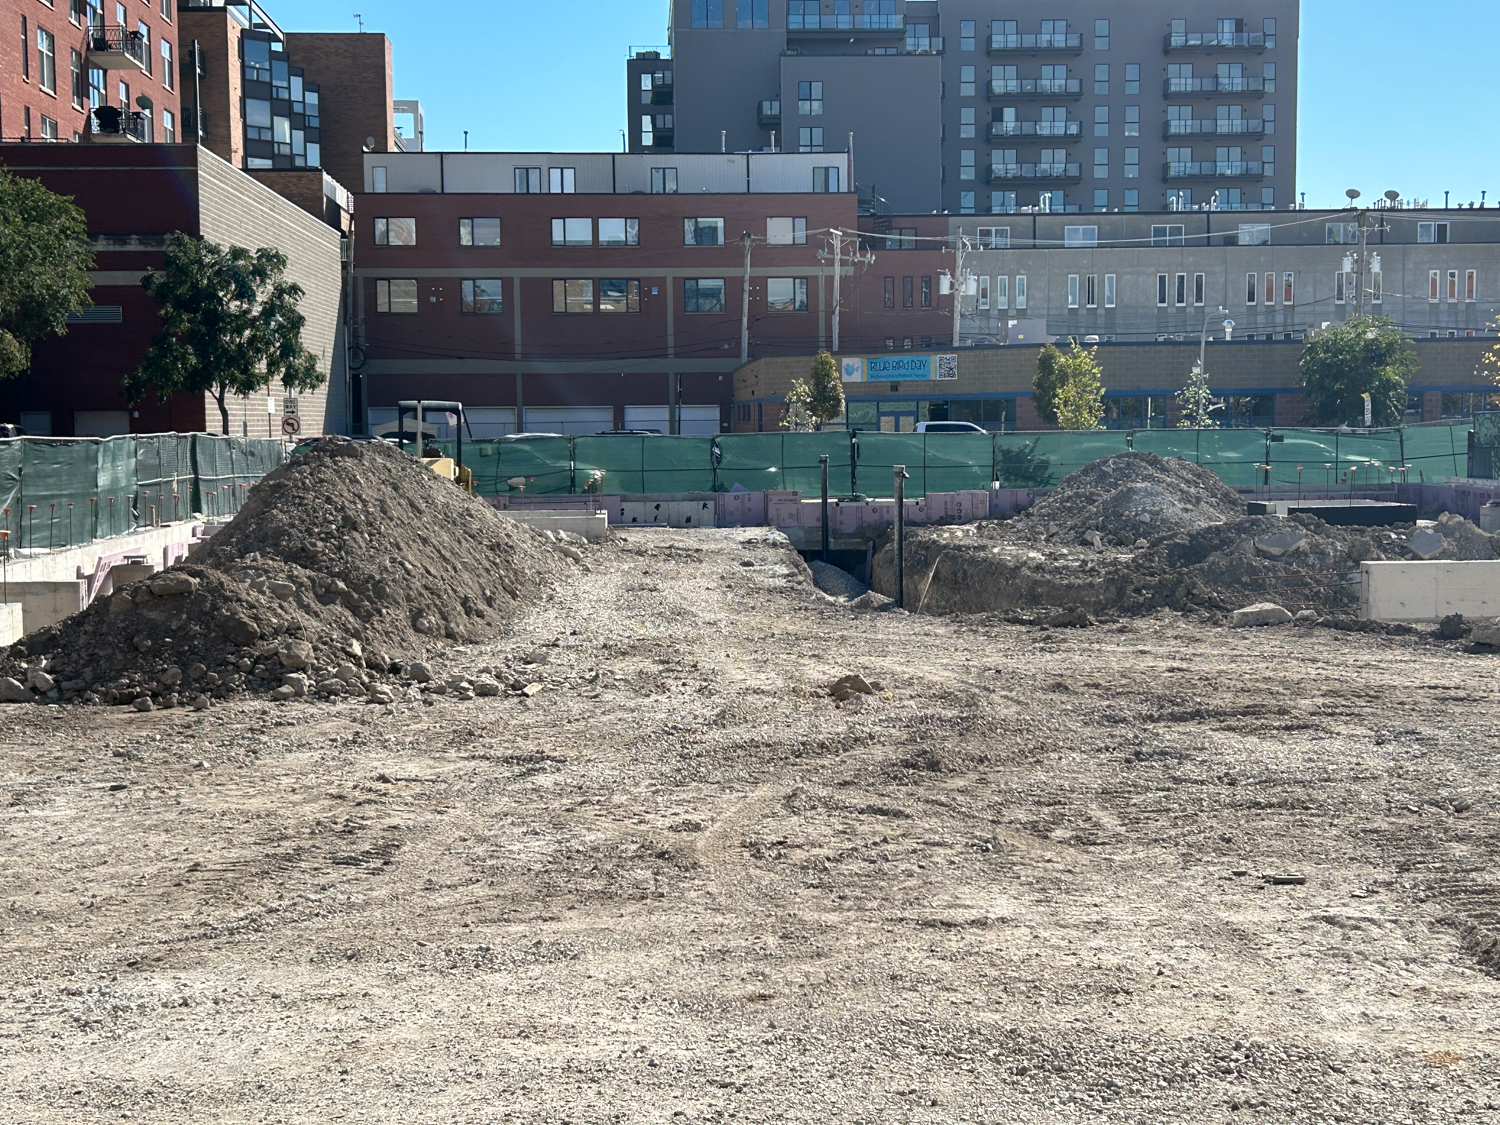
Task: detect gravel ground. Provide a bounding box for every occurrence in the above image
[1,526,1497,1124]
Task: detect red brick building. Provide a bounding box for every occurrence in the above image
[0,0,181,142]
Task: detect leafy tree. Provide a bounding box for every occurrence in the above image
[128,238,324,434]
[1047,341,1107,430]
[783,350,845,431]
[0,166,95,379]
[1476,316,1500,408]
[1298,315,1416,427]
[1031,343,1066,426]
[1176,364,1223,429]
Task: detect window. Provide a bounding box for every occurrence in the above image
[1093,148,1108,179]
[138,22,150,75]
[375,279,418,314]
[20,16,28,83]
[960,19,975,51]
[1334,272,1346,305]
[599,279,642,313]
[767,216,807,246]
[1064,225,1098,248]
[960,191,976,215]
[1326,223,1359,245]
[162,0,172,19]
[921,277,932,308]
[1246,272,1258,305]
[1261,145,1275,175]
[960,149,975,179]
[552,218,594,247]
[766,277,809,312]
[1193,273,1205,306]
[373,218,416,246]
[552,279,596,314]
[70,47,84,109]
[684,218,725,246]
[1448,270,1459,302]
[550,168,577,193]
[995,275,1009,307]
[162,108,174,143]
[976,227,1010,249]
[1418,221,1449,244]
[514,167,542,193]
[903,277,914,308]
[1094,19,1110,50]
[1124,106,1139,137]
[691,0,724,28]
[991,191,1017,215]
[161,39,172,90]
[1237,224,1270,246]
[1151,225,1185,248]
[1124,189,1139,212]
[1104,274,1116,308]
[461,279,504,314]
[371,167,388,193]
[1263,18,1276,48]
[1157,274,1169,307]
[977,275,990,310]
[599,218,640,247]
[1086,275,1098,308]
[1067,275,1080,309]
[1467,270,1477,302]
[40,115,59,140]
[1265,273,1275,305]
[1015,275,1027,309]
[799,127,824,152]
[37,28,57,94]
[1125,64,1140,94]
[1372,270,1383,304]
[813,166,840,192]
[884,277,895,308]
[798,81,823,115]
[1283,273,1294,305]
[1124,148,1139,179]
[1094,105,1109,137]
[1176,274,1188,306]
[651,167,679,194]
[735,0,769,29]
[960,107,976,139]
[1093,63,1110,95]
[960,65,976,97]
[683,278,726,313]
[459,218,502,247]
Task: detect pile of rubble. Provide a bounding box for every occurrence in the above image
[0,438,573,708]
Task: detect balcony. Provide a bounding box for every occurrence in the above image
[1162,160,1265,181]
[89,106,147,142]
[904,35,944,53]
[788,14,905,34]
[988,120,1081,140]
[1163,76,1267,97]
[757,99,781,129]
[988,78,1082,99]
[988,33,1083,56]
[1163,32,1269,53]
[1163,119,1266,139]
[87,25,148,71]
[988,162,1082,184]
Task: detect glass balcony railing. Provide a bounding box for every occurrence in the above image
[1163,119,1266,137]
[987,162,1082,182]
[788,13,904,31]
[989,78,1082,97]
[988,120,1081,138]
[757,99,782,124]
[989,33,1083,52]
[1164,76,1267,95]
[1164,32,1269,51]
[1162,160,1265,179]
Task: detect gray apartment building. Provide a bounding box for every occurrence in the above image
[631,0,1298,218]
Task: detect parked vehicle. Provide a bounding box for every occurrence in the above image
[915,421,987,434]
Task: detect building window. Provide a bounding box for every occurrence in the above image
[1067,275,1080,309]
[138,22,151,75]
[1264,62,1277,92]
[1093,189,1108,212]
[161,0,172,19]
[1283,273,1294,305]
[960,108,976,139]
[39,115,59,140]
[976,226,1010,249]
[373,218,417,247]
[552,218,594,247]
[1326,222,1359,245]
[1263,18,1277,48]
[1104,274,1116,309]
[69,47,84,109]
[1125,63,1140,94]
[650,167,679,194]
[798,81,823,115]
[461,279,504,314]
[162,108,174,143]
[1124,106,1139,137]
[977,275,990,310]
[960,191,976,214]
[767,216,807,246]
[552,279,596,314]
[599,279,642,313]
[799,127,824,153]
[371,167,388,193]
[1448,270,1459,302]
[813,166,840,192]
[736,0,769,29]
[1157,274,1169,307]
[1467,269,1477,301]
[1418,221,1449,244]
[1093,148,1108,179]
[684,218,725,246]
[691,0,724,29]
[550,168,577,193]
[960,149,975,180]
[1094,18,1110,49]
[995,275,1010,307]
[1246,272,1258,305]
[1093,106,1109,137]
[1152,224,1186,248]
[459,218,502,246]
[1094,63,1109,94]
[903,277,914,308]
[921,277,932,308]
[1265,273,1275,305]
[766,277,809,312]
[514,167,542,193]
[1124,189,1139,212]
[1086,275,1098,308]
[1193,273,1205,306]
[1372,270,1383,304]
[37,28,57,94]
[375,279,418,314]
[1015,275,1027,309]
[960,65,976,97]
[1237,224,1271,246]
[1175,274,1188,306]
[884,277,895,308]
[960,19,975,51]
[599,218,641,247]
[161,39,173,90]
[684,278,727,313]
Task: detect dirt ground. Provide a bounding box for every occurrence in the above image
[1,527,1497,1124]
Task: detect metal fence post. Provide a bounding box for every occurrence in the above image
[894,464,909,609]
[819,454,830,561]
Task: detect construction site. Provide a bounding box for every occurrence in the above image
[1,431,1498,1124]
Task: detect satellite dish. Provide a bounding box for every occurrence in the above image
[364,136,376,152]
[135,94,154,110]
[1345,188,1361,201]
[1384,190,1400,202]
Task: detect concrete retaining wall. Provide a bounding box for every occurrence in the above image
[7,580,88,634]
[0,603,22,646]
[496,511,609,541]
[1361,561,1500,622]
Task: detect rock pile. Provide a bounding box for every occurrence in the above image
[1,438,567,708]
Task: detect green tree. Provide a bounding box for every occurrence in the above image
[782,350,845,431]
[1040,340,1106,429]
[0,166,95,379]
[1031,342,1066,426]
[128,237,324,434]
[1298,316,1416,427]
[1176,364,1223,429]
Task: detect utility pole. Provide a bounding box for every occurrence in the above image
[820,228,874,354]
[944,234,974,348]
[740,231,753,363]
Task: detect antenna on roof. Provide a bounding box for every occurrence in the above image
[354,12,364,33]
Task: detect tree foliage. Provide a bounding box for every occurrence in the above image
[1037,340,1106,430]
[128,238,324,434]
[0,166,95,379]
[1298,316,1416,427]
[1176,364,1223,429]
[783,350,845,431]
[1477,316,1500,406]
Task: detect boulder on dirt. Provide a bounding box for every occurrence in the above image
[1232,603,1294,628]
[1045,608,1094,628]
[1438,614,1469,640]
[150,574,199,597]
[1254,528,1309,559]
[0,677,34,703]
[829,674,876,702]
[279,640,314,669]
[1409,528,1446,560]
[408,662,434,683]
[1469,622,1500,648]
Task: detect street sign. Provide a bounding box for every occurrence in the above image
[281,415,302,437]
[284,397,300,417]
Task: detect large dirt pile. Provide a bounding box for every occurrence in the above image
[873,452,1500,620]
[1,438,565,708]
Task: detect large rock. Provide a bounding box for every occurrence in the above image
[1409,528,1447,560]
[279,640,314,670]
[0,677,35,703]
[1469,622,1500,648]
[1253,528,1308,559]
[149,573,199,597]
[408,662,434,684]
[267,580,297,601]
[829,674,875,702]
[1232,603,1293,628]
[215,613,261,646]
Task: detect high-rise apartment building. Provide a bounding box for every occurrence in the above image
[635,1,1298,217]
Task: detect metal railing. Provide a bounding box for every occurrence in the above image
[789,13,904,31]
[1165,76,1267,95]
[1165,32,1269,50]
[989,78,1082,97]
[1163,160,1265,179]
[989,120,1081,138]
[989,33,1083,51]
[988,162,1082,182]
[1164,119,1266,137]
[757,99,781,122]
[87,25,147,65]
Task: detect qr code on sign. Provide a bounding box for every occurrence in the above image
[936,354,958,380]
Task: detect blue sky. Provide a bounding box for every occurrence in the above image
[290,0,1497,210]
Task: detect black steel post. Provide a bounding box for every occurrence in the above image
[894,464,908,609]
[819,454,830,562]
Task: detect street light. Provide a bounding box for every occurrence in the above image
[1197,305,1233,380]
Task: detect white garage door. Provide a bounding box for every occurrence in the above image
[523,407,613,436]
[624,405,721,436]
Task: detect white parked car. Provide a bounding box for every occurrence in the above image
[915,421,986,434]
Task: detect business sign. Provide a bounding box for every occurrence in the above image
[861,354,960,382]
[840,357,865,383]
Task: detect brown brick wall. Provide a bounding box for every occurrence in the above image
[284,33,396,194]
[177,7,243,167]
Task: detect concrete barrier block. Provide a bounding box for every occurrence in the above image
[9,580,88,634]
[497,511,609,541]
[1361,560,1500,621]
